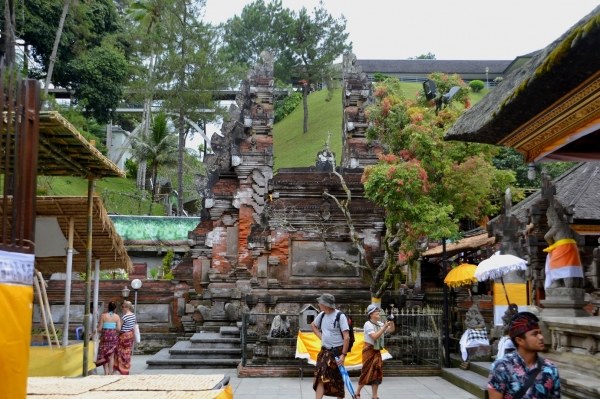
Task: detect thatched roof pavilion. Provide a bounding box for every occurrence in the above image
[444,6,600,163]
[1,196,132,273]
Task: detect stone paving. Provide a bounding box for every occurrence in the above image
[91,355,479,399]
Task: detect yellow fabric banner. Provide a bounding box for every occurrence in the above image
[296,331,391,371]
[493,283,528,306]
[29,343,95,377]
[0,250,35,399]
[215,385,233,399]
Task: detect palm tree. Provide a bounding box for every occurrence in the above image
[130,112,178,214]
[126,0,168,191]
[44,0,71,96]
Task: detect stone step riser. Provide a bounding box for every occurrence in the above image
[169,349,241,356]
[190,343,240,349]
[441,369,488,399]
[169,354,241,360]
[470,362,492,378]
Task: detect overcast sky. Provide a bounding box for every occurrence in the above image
[204,0,599,60]
[188,0,599,149]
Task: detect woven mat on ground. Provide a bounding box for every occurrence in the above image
[97,374,225,391]
[27,376,120,395]
[27,387,232,399]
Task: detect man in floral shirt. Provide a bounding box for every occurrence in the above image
[488,312,560,399]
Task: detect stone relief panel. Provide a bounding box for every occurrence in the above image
[289,240,360,277]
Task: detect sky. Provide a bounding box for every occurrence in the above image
[188,0,599,149]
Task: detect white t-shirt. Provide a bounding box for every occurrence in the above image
[363,320,384,345]
[315,310,349,348]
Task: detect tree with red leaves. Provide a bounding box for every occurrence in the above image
[362,73,515,287]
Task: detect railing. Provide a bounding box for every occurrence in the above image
[0,57,40,254]
[241,309,442,368]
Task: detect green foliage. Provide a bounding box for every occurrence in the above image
[163,271,174,280]
[14,0,128,120]
[492,147,576,188]
[70,43,128,123]
[149,269,159,280]
[162,248,174,276]
[364,73,515,269]
[469,80,485,93]
[409,52,436,59]
[373,72,395,82]
[274,92,302,123]
[125,158,139,179]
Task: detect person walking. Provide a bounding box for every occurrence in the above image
[311,293,350,399]
[93,301,120,375]
[356,304,395,399]
[114,300,137,375]
[488,312,561,399]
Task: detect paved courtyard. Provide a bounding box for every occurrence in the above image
[90,355,479,399]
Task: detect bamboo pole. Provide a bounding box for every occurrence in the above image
[63,217,74,347]
[33,275,52,350]
[35,270,60,347]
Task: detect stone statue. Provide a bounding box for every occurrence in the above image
[269,312,291,338]
[544,200,584,289]
[501,303,519,336]
[465,303,486,330]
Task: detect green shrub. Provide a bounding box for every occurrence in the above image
[150,269,158,280]
[274,92,302,123]
[469,80,485,92]
[125,158,138,179]
[162,248,174,276]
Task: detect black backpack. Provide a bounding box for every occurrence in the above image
[316,310,356,352]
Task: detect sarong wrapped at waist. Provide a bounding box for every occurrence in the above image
[544,238,584,288]
[359,343,383,386]
[114,330,134,375]
[95,328,118,367]
[313,346,345,398]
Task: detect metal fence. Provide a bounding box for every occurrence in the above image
[241,308,442,368]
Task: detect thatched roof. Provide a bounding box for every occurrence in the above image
[36,112,125,178]
[2,111,123,178]
[0,196,132,273]
[445,6,600,151]
[423,233,495,258]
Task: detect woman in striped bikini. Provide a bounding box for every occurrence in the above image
[93,301,120,375]
[114,301,137,375]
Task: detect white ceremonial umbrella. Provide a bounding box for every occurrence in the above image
[474,252,527,303]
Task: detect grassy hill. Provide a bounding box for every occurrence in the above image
[273,83,490,171]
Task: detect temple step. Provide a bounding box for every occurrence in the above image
[441,368,489,399]
[146,348,240,369]
[168,341,241,359]
[470,361,493,378]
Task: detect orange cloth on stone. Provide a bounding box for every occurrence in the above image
[543,239,582,269]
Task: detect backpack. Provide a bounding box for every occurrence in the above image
[316,310,356,352]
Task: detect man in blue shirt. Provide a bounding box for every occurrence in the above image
[488,312,560,399]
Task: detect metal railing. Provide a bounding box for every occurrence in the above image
[241,308,442,368]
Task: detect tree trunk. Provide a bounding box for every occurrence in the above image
[302,85,308,133]
[177,110,185,216]
[136,52,155,194]
[44,0,70,96]
[2,0,17,65]
[148,165,157,215]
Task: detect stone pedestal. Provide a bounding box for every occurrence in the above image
[466,346,492,361]
[541,288,589,317]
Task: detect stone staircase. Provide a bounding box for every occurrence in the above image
[441,354,491,399]
[146,326,241,369]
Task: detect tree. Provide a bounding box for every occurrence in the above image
[222,0,293,83]
[362,74,515,294]
[129,112,178,214]
[286,1,351,133]
[492,147,576,188]
[409,52,436,60]
[156,0,237,215]
[10,0,128,122]
[44,0,71,96]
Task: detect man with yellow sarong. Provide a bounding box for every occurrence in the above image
[543,204,584,289]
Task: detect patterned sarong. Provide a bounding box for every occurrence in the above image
[313,346,345,398]
[359,343,383,386]
[113,330,134,375]
[95,328,118,367]
[544,238,584,288]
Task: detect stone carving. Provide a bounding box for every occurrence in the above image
[225,302,241,321]
[465,303,486,330]
[269,312,291,338]
[544,198,583,289]
[501,303,519,336]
